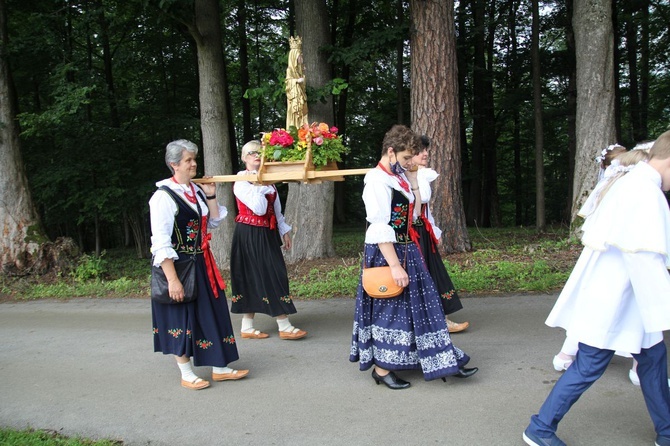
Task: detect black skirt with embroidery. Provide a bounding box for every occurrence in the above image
[414,219,463,315]
[152,255,240,367]
[229,223,297,317]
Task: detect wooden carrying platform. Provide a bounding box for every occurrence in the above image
[193,145,370,185]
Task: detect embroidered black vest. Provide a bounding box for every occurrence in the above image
[159,186,204,256]
[389,189,412,244]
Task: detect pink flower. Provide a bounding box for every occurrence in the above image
[330,126,338,134]
[313,136,324,146]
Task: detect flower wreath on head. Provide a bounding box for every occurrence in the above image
[594,144,624,164]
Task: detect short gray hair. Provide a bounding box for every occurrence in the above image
[241,140,262,161]
[165,139,198,174]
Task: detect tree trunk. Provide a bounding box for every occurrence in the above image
[506,0,523,225]
[612,0,622,143]
[0,0,45,271]
[192,0,236,268]
[565,0,577,222]
[237,0,253,143]
[468,0,500,227]
[639,0,649,140]
[532,0,545,231]
[333,0,358,224]
[284,0,336,262]
[571,0,617,226]
[410,0,471,253]
[395,0,405,124]
[624,0,642,142]
[456,0,470,217]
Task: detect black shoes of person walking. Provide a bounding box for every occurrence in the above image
[371,369,411,389]
[442,366,479,381]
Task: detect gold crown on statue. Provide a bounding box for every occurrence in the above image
[289,36,302,49]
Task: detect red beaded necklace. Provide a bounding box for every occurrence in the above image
[171,176,197,204]
[377,162,409,192]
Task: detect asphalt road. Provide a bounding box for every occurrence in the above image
[0,295,664,445]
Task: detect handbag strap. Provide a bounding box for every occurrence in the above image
[158,185,202,260]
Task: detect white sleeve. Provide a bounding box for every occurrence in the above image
[233,180,274,215]
[149,190,179,267]
[363,180,397,244]
[424,203,442,241]
[273,186,292,236]
[623,251,670,332]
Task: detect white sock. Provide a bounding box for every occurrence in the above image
[241,316,254,333]
[277,317,292,332]
[212,366,234,374]
[177,361,198,382]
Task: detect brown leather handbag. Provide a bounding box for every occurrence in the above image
[361,222,410,299]
[362,265,404,298]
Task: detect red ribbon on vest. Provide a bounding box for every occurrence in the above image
[200,222,226,297]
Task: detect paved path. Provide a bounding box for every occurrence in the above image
[0,295,665,445]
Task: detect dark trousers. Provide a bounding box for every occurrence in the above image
[528,340,670,438]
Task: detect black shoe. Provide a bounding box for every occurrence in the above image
[371,369,411,389]
[442,366,479,381]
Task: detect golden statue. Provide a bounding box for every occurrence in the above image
[285,36,308,130]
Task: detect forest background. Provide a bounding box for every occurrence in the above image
[0,0,668,297]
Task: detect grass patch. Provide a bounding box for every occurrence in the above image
[0,427,121,445]
[0,226,581,301]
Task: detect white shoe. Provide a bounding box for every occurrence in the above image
[629,369,670,387]
[552,355,573,372]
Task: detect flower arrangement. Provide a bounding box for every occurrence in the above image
[261,122,349,168]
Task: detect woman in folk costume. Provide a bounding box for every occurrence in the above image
[411,135,469,333]
[523,131,670,446]
[349,124,478,390]
[149,139,247,391]
[230,140,307,340]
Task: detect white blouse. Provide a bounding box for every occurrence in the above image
[149,178,227,267]
[362,168,414,245]
[416,167,442,241]
[233,170,292,237]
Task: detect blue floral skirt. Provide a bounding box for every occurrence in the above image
[350,242,469,381]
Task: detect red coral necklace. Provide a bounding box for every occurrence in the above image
[171,176,197,204]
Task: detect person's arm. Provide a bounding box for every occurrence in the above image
[149,189,179,267]
[198,178,220,221]
[405,169,421,220]
[160,258,184,303]
[623,250,670,332]
[149,189,183,302]
[363,175,408,286]
[233,179,274,215]
[273,185,292,240]
[377,242,409,288]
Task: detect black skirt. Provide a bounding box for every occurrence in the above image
[229,223,297,317]
[152,255,240,367]
[414,220,463,315]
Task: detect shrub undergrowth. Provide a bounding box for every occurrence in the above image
[1,226,580,301]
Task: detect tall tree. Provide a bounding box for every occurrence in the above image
[571,0,617,225]
[410,0,470,253]
[531,0,545,231]
[0,0,45,270]
[284,0,336,262]
[191,0,236,266]
[467,0,499,227]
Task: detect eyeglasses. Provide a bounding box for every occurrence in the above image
[246,151,261,157]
